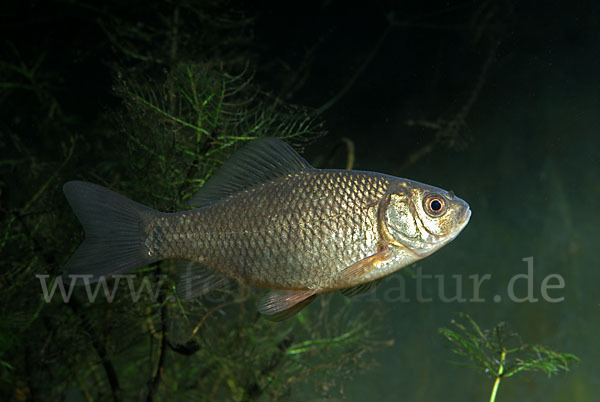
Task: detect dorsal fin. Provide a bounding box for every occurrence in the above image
[190,138,313,207]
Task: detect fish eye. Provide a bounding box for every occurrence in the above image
[423,194,447,217]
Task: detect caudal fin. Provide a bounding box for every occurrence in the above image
[62,181,159,283]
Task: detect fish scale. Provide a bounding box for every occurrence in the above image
[148,170,388,290]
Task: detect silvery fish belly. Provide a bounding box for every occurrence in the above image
[62,138,471,320]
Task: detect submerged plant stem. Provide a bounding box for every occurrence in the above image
[68,297,122,402]
[489,348,505,402]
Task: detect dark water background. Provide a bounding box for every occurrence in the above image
[273,4,599,400]
[2,1,598,401]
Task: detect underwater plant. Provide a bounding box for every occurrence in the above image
[439,313,579,402]
[0,2,396,400]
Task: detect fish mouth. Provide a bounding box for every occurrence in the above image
[460,207,472,227]
[439,205,471,248]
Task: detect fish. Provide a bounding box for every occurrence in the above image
[62,138,471,320]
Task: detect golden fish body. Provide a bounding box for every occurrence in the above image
[149,169,386,290]
[63,138,471,318]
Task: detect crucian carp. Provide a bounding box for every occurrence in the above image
[62,138,471,320]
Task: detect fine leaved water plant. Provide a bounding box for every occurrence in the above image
[439,313,579,402]
[0,2,393,400]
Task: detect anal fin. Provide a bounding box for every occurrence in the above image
[258,289,317,321]
[176,261,234,300]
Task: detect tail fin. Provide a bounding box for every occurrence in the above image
[62,181,159,283]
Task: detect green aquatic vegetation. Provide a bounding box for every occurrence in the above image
[160,290,390,400]
[113,60,322,208]
[439,313,579,402]
[0,2,391,401]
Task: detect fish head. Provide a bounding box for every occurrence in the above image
[383,180,471,257]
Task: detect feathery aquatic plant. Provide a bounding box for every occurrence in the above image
[0,2,392,400]
[439,313,579,402]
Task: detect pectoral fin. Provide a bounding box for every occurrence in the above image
[339,278,383,297]
[258,289,317,321]
[332,247,391,289]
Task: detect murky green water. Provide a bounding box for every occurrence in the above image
[318,27,599,401]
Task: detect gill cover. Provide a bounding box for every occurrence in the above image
[383,192,429,253]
